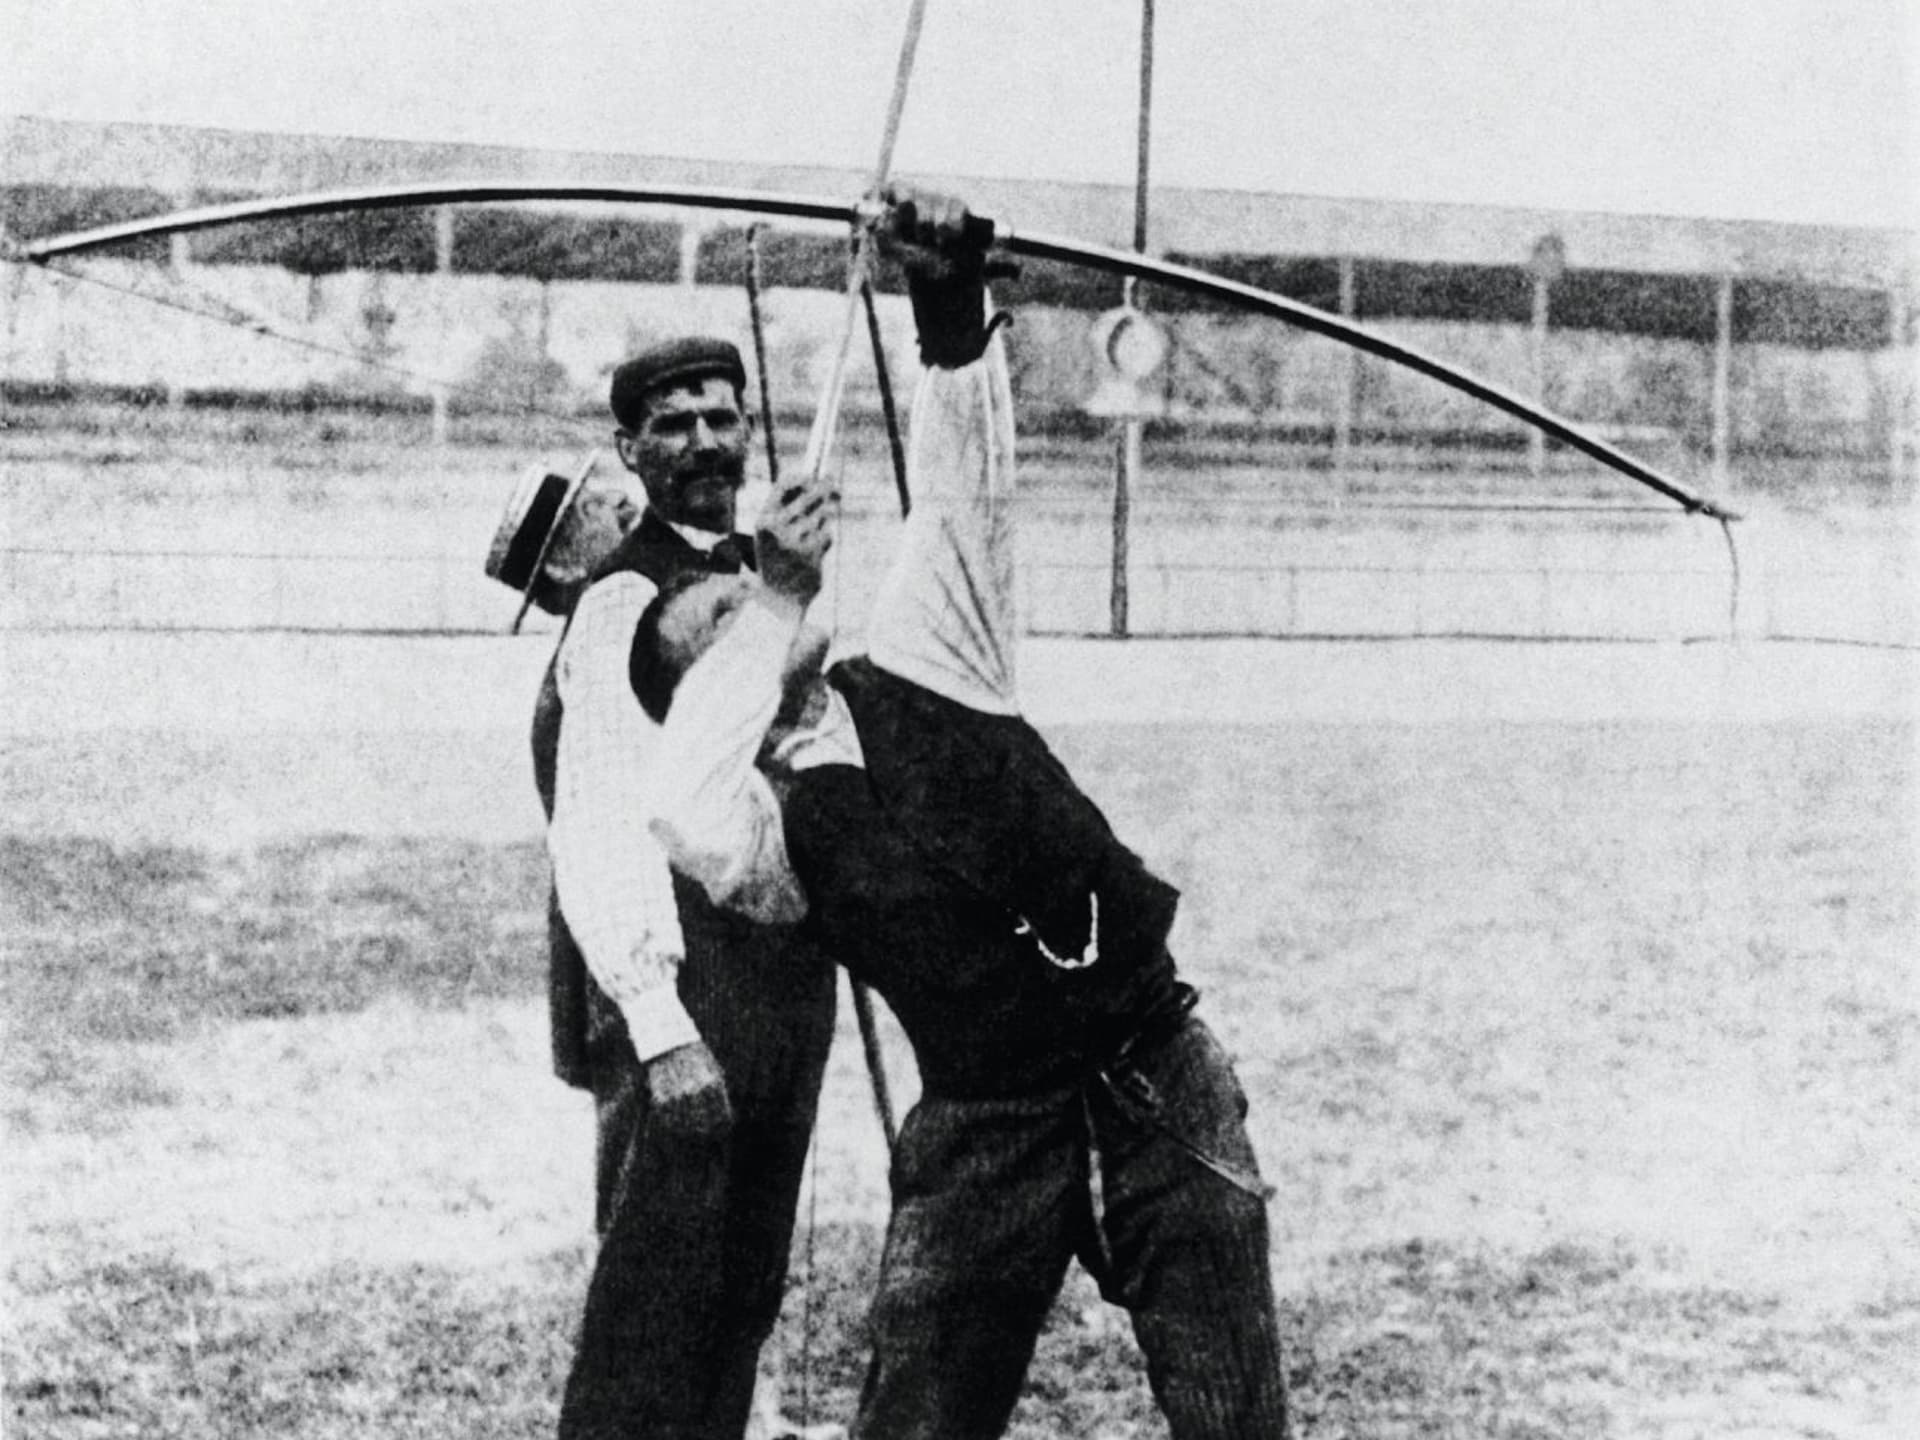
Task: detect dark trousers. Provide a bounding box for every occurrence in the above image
[558,943,837,1440]
[854,1016,1290,1440]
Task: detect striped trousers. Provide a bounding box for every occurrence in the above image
[558,933,837,1440]
[854,1015,1291,1440]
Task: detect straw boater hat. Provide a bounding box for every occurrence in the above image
[484,450,602,633]
[485,338,749,632]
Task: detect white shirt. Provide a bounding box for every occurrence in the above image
[545,514,740,1061]
[649,339,1018,921]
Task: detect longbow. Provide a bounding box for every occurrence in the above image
[12,179,1740,522]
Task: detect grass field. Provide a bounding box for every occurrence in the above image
[4,705,1916,1439]
[4,399,1916,1437]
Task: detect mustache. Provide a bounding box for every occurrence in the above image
[671,453,747,486]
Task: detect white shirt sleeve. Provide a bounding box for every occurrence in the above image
[864,333,1021,715]
[548,571,700,1061]
[646,590,812,925]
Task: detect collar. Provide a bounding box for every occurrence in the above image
[664,517,729,553]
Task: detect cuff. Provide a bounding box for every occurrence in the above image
[621,994,703,1062]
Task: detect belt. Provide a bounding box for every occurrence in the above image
[1091,996,1274,1204]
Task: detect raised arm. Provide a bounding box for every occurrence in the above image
[645,586,811,924]
[863,189,1022,715]
[645,471,839,921]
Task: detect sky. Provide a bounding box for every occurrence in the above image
[5,0,1916,229]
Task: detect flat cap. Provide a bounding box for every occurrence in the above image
[609,337,747,429]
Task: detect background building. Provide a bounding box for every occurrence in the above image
[5,115,1913,492]
[2,115,1913,644]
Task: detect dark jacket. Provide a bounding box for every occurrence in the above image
[779,657,1189,1099]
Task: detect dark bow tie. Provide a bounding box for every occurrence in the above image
[706,534,757,573]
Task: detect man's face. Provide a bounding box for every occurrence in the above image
[542,475,642,587]
[657,572,755,675]
[614,375,751,535]
[655,577,831,745]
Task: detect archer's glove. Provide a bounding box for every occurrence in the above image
[874,184,1015,368]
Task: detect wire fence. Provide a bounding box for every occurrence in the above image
[2,387,1911,648]
[3,539,1909,650]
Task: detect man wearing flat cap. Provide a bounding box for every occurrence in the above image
[490,337,836,1440]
